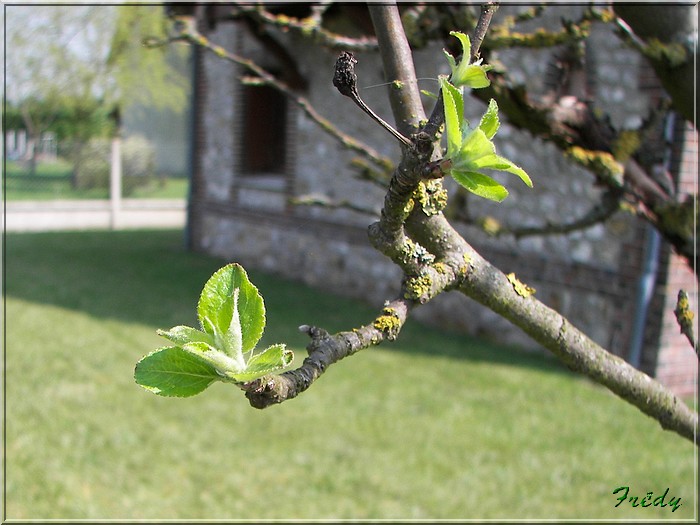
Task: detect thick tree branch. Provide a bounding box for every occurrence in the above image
[368,3,427,138]
[368,3,698,444]
[613,4,697,126]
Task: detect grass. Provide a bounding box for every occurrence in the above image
[4,230,697,520]
[4,159,188,200]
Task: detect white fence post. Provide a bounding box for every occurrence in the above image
[110,136,122,229]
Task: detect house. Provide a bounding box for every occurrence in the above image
[178,4,697,396]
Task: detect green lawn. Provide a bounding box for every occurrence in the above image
[5,159,188,200]
[4,230,697,520]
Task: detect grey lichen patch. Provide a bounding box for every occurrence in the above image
[400,237,435,266]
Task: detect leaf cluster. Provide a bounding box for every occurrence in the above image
[134,264,293,397]
[439,32,533,202]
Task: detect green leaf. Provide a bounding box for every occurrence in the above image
[440,77,464,158]
[181,341,245,375]
[134,346,221,397]
[479,99,500,139]
[488,155,533,188]
[197,263,265,355]
[444,31,492,89]
[451,170,509,202]
[157,325,215,347]
[223,287,243,358]
[459,128,497,164]
[227,344,294,383]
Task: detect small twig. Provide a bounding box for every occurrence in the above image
[333,51,413,148]
[471,2,499,61]
[290,193,380,217]
[487,190,622,238]
[244,298,413,408]
[674,290,698,355]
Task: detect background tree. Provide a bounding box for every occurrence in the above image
[150,2,696,444]
[4,5,189,174]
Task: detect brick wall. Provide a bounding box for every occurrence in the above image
[646,121,698,397]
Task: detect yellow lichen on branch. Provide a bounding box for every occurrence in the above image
[507,273,536,298]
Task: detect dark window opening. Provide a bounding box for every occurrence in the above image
[240,84,287,175]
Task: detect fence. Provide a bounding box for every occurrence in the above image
[5,133,188,232]
[5,132,189,200]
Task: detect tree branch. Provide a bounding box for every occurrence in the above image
[457,189,623,239]
[243,298,412,408]
[674,290,698,355]
[366,3,698,444]
[234,4,379,52]
[368,3,428,138]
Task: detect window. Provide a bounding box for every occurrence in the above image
[240,84,287,175]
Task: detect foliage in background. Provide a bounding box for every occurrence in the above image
[108,5,190,113]
[5,4,190,172]
[67,135,157,195]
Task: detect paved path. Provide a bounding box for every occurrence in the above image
[5,199,187,232]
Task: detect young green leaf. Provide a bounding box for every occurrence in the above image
[181,341,245,376]
[440,77,464,158]
[134,346,222,397]
[479,99,500,139]
[197,263,265,355]
[227,344,294,383]
[439,76,533,201]
[443,31,492,89]
[451,170,509,202]
[156,325,216,348]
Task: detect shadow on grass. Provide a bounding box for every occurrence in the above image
[5,229,573,378]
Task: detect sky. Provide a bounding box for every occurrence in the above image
[4,4,117,102]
